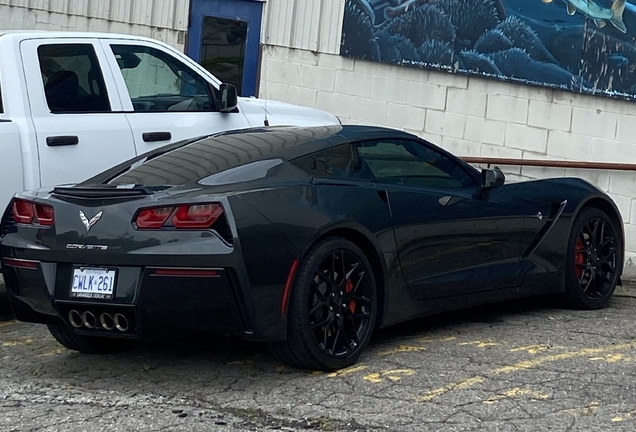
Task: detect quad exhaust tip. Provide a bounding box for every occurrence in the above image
[69,310,130,332]
[100,313,114,331]
[114,313,129,332]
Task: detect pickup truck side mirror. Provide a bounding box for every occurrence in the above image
[219,83,238,113]
[479,167,505,199]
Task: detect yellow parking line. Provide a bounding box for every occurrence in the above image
[419,341,636,402]
[0,320,17,329]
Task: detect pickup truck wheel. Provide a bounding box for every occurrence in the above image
[47,323,137,354]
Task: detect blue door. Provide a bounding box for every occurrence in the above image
[188,0,263,97]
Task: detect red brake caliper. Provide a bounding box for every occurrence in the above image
[346,279,355,314]
[575,237,585,279]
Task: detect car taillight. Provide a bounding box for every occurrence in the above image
[136,207,175,229]
[12,200,55,226]
[172,204,223,229]
[134,204,224,230]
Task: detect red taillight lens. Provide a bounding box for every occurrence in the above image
[12,200,35,224]
[135,207,175,229]
[172,204,223,229]
[12,200,55,226]
[134,204,223,230]
[35,204,55,226]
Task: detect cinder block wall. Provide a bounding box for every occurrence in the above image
[260,45,636,277]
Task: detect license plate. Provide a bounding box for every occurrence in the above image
[70,267,116,300]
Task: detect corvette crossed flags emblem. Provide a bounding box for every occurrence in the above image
[79,210,103,232]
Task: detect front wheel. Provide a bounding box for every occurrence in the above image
[562,207,622,310]
[48,323,137,354]
[270,237,377,371]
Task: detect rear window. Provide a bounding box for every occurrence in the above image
[108,127,337,186]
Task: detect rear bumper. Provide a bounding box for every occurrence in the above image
[1,254,290,342]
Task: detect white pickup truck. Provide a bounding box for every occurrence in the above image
[0,30,339,213]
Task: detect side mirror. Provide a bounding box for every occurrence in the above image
[219,83,238,113]
[479,167,505,199]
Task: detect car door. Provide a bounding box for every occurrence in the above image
[20,39,136,188]
[353,138,526,301]
[99,39,251,155]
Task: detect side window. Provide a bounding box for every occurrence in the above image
[0,80,3,113]
[37,44,111,113]
[355,139,476,189]
[110,45,217,112]
[292,144,365,180]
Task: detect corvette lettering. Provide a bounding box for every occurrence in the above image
[66,244,108,250]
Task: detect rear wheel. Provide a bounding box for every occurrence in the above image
[270,237,377,371]
[47,323,137,354]
[562,208,621,310]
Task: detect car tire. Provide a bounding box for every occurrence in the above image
[270,237,377,371]
[47,323,137,354]
[562,207,622,310]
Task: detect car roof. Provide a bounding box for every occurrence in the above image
[100,125,417,187]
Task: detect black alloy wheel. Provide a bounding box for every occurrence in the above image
[270,237,377,371]
[563,207,622,310]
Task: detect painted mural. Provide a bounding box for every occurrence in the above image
[341,0,636,99]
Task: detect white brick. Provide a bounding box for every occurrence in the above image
[446,88,487,117]
[441,137,480,156]
[481,144,522,158]
[467,76,511,95]
[608,193,632,222]
[275,85,317,108]
[318,53,354,71]
[521,165,565,180]
[486,95,528,124]
[590,138,636,163]
[528,101,572,131]
[300,65,335,92]
[632,200,636,224]
[335,70,372,98]
[406,82,447,110]
[609,171,636,196]
[507,85,554,103]
[259,81,287,100]
[425,110,466,139]
[505,124,548,153]
[547,131,592,161]
[571,108,617,139]
[371,76,409,103]
[563,168,610,192]
[625,223,636,254]
[464,116,506,145]
[415,131,443,146]
[316,92,352,119]
[426,70,468,89]
[616,114,636,144]
[350,97,387,124]
[387,103,426,131]
[266,59,301,86]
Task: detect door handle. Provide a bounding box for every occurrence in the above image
[46,136,79,146]
[142,132,172,143]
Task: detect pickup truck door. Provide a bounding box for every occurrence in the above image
[20,39,136,187]
[99,39,253,155]
[0,82,25,212]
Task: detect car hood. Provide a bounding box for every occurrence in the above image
[238,97,340,127]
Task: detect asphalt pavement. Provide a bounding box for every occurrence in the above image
[2,284,636,431]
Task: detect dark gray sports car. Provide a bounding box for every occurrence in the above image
[0,125,624,370]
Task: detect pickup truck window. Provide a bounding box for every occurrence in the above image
[37,44,111,113]
[111,45,218,112]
